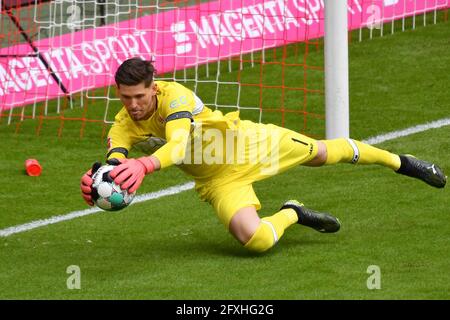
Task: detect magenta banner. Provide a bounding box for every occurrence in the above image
[0,0,448,109]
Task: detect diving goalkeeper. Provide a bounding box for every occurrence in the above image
[80,58,446,253]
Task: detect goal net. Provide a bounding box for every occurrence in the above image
[0,0,448,138]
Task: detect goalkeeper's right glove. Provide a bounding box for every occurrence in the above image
[80,162,102,206]
[109,157,155,194]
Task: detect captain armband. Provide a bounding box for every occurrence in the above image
[106,147,129,159]
[165,111,193,123]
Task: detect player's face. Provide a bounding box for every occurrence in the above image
[117,81,157,121]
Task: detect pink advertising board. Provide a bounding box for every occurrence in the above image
[0,0,448,109]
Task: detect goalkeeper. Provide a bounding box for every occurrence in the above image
[80,58,446,253]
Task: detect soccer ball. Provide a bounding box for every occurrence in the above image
[91,164,135,211]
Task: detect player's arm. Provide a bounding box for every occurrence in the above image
[106,120,135,160]
[80,120,134,205]
[109,116,192,193]
[151,116,191,169]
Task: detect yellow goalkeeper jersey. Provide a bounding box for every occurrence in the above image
[107,80,244,182]
[108,80,318,207]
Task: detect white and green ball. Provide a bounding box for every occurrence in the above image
[91,164,135,211]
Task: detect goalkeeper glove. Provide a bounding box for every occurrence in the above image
[109,157,155,193]
[80,162,102,206]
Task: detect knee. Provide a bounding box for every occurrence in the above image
[227,203,276,253]
[244,222,276,253]
[305,141,327,166]
[229,206,261,244]
[245,236,273,253]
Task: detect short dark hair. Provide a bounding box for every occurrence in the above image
[114,57,155,87]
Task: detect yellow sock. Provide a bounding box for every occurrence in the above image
[322,138,401,170]
[244,209,298,252]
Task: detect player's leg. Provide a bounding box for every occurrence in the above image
[209,184,288,252]
[229,204,340,252]
[271,125,446,188]
[229,205,297,251]
[320,138,401,169]
[209,184,339,253]
[229,202,340,253]
[309,139,446,188]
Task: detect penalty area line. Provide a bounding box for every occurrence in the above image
[1,117,449,237]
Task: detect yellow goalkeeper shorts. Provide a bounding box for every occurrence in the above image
[196,121,318,228]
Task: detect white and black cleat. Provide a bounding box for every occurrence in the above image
[396,155,446,188]
[281,200,341,233]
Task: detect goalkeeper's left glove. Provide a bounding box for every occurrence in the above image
[80,162,102,206]
[109,157,155,193]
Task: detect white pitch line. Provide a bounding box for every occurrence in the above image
[362,118,450,145]
[1,117,449,237]
[0,182,195,237]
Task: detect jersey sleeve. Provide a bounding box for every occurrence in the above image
[150,84,196,168]
[106,110,138,160]
[160,84,196,121]
[151,117,191,169]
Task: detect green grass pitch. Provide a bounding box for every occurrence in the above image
[0,19,449,299]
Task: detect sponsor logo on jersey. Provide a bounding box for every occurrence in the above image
[169,95,188,109]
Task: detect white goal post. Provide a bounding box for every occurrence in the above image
[325,0,350,139]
